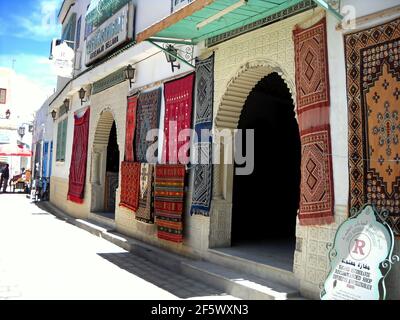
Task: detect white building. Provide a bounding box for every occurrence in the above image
[47,0,400,300]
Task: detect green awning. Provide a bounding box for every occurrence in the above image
[137,0,342,45]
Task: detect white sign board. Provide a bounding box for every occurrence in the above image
[85,3,134,66]
[51,42,75,78]
[321,205,397,300]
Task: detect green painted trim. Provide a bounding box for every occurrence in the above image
[92,67,127,94]
[147,40,195,69]
[207,0,316,47]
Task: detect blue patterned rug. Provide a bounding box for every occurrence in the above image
[190,54,214,216]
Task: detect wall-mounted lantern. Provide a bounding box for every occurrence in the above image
[164,45,181,72]
[79,88,88,105]
[63,98,70,112]
[51,109,57,121]
[124,64,136,89]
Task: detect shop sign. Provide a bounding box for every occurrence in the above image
[321,205,398,300]
[51,41,75,78]
[85,2,134,66]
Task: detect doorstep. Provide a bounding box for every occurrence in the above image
[40,201,306,300]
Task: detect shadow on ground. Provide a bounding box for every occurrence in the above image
[98,252,228,299]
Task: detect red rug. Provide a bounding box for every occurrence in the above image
[119,161,141,212]
[154,164,186,243]
[293,18,334,226]
[125,95,138,162]
[67,108,90,204]
[163,73,195,164]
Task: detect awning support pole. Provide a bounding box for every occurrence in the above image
[312,0,343,21]
[147,40,195,69]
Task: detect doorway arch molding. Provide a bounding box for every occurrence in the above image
[210,59,298,248]
[93,106,120,147]
[214,59,296,130]
[90,106,121,213]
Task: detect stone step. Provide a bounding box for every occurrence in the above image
[87,212,116,230]
[41,201,304,300]
[205,249,299,290]
[181,260,300,300]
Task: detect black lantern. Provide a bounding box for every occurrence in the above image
[51,109,57,121]
[164,45,180,72]
[5,109,10,119]
[28,124,34,133]
[18,126,25,139]
[63,98,70,112]
[124,64,136,88]
[79,88,87,105]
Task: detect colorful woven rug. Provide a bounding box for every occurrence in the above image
[125,95,138,162]
[67,108,90,204]
[293,17,334,226]
[190,54,214,216]
[163,73,195,164]
[135,88,161,163]
[155,164,186,243]
[135,164,154,224]
[119,161,140,212]
[345,18,400,235]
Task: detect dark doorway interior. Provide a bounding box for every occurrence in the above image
[230,72,301,266]
[104,121,119,215]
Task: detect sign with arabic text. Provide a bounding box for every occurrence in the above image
[321,205,397,300]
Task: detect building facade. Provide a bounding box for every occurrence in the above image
[46,0,400,299]
[0,68,32,177]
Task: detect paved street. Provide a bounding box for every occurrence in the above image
[0,193,234,300]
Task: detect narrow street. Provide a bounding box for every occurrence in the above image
[0,193,234,300]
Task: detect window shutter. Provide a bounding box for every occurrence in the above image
[61,118,68,161]
[56,121,62,161]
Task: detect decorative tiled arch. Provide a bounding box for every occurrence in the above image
[215,59,296,130]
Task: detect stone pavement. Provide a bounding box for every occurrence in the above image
[0,193,236,300]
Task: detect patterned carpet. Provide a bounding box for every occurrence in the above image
[345,17,400,235]
[293,17,334,225]
[154,164,186,243]
[190,54,214,216]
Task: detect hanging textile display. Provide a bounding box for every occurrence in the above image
[119,161,140,211]
[190,54,214,216]
[135,163,154,223]
[67,108,90,204]
[345,17,400,235]
[125,94,138,162]
[163,73,195,164]
[42,141,49,178]
[293,17,334,226]
[135,88,161,163]
[155,164,186,243]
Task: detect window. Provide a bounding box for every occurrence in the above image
[56,117,68,162]
[172,0,193,12]
[62,13,77,49]
[76,16,82,50]
[0,88,6,104]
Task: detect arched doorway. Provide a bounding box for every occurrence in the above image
[231,72,301,253]
[211,63,300,270]
[91,110,120,220]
